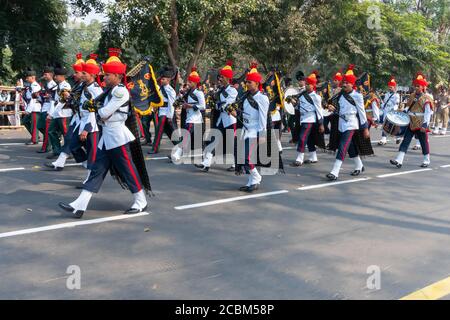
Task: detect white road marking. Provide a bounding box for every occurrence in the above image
[440,164,450,168]
[0,167,25,172]
[0,212,150,239]
[377,168,432,178]
[298,178,371,191]
[174,190,289,210]
[430,135,450,138]
[0,143,27,146]
[64,163,82,167]
[53,179,83,183]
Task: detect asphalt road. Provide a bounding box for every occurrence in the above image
[1,126,450,300]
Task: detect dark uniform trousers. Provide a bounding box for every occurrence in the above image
[141,113,157,144]
[70,131,99,169]
[37,111,51,151]
[297,122,317,153]
[152,115,176,153]
[204,123,237,159]
[49,117,70,155]
[83,143,143,194]
[336,130,359,161]
[180,122,204,152]
[399,127,430,155]
[23,112,40,143]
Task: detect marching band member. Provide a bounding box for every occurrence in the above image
[290,72,324,167]
[68,53,103,182]
[232,64,269,192]
[45,53,85,171]
[37,66,57,153]
[148,67,177,154]
[22,68,42,145]
[432,86,449,135]
[196,61,238,172]
[171,67,206,163]
[379,77,400,145]
[47,66,72,159]
[326,65,371,180]
[366,89,380,129]
[59,49,150,218]
[288,70,306,143]
[390,73,433,168]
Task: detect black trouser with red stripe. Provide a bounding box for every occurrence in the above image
[297,122,317,153]
[49,117,70,155]
[83,143,143,194]
[37,112,51,152]
[336,130,358,161]
[152,115,176,153]
[23,112,40,143]
[399,127,430,155]
[70,131,99,169]
[180,122,204,151]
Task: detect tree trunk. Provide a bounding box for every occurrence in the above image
[153,15,177,68]
[169,0,179,64]
[185,13,222,80]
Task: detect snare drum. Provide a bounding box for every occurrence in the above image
[382,111,410,136]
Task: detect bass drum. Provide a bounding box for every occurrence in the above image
[382,111,410,136]
[283,87,299,115]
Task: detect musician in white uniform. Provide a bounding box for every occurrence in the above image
[231,64,269,192]
[171,67,206,163]
[22,69,42,145]
[149,67,177,154]
[45,53,85,171]
[390,73,433,168]
[326,65,370,180]
[47,66,72,159]
[291,72,324,166]
[379,77,400,145]
[37,66,57,153]
[196,61,238,172]
[59,50,148,218]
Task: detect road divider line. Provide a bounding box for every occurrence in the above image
[377,168,432,178]
[0,143,27,146]
[0,212,150,239]
[400,276,450,300]
[0,167,25,173]
[298,178,371,191]
[440,164,450,168]
[174,190,289,210]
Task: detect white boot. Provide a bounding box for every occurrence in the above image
[52,152,68,168]
[69,190,93,212]
[440,128,447,135]
[171,146,183,162]
[250,168,262,185]
[353,156,363,171]
[82,160,88,169]
[130,190,147,211]
[308,151,318,163]
[395,151,405,165]
[202,152,213,168]
[379,136,387,144]
[330,159,342,178]
[422,154,430,166]
[295,152,304,164]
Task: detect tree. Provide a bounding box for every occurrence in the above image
[0,0,67,79]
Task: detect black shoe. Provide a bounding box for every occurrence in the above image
[36,149,48,153]
[326,173,338,181]
[75,184,84,189]
[226,166,235,172]
[44,162,63,171]
[378,141,386,146]
[350,167,365,176]
[194,164,209,172]
[396,139,401,145]
[46,154,58,160]
[124,205,148,214]
[420,163,429,168]
[290,161,303,167]
[58,202,84,219]
[390,159,402,168]
[304,160,318,164]
[246,184,259,193]
[25,141,38,145]
[239,185,250,192]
